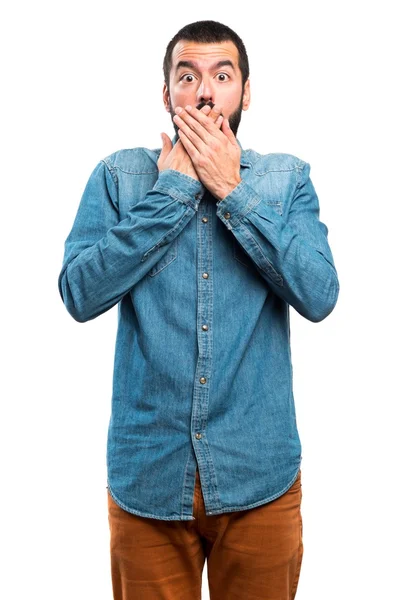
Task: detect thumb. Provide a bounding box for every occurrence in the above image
[160,132,172,154]
[158,133,172,168]
[222,118,237,143]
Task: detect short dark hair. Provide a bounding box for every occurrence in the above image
[163,20,250,91]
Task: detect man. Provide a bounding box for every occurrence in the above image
[58,19,339,600]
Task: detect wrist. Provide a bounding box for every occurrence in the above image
[216,176,242,202]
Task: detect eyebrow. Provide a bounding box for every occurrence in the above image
[175,59,236,74]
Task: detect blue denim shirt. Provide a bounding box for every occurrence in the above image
[58,134,339,521]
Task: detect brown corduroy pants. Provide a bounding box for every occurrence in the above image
[107,468,303,599]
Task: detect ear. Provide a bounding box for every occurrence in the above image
[242,78,251,112]
[162,83,171,112]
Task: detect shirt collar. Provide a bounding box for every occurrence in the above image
[172,133,251,169]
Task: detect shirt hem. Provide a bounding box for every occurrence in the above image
[203,465,302,516]
[106,464,301,521]
[106,483,196,521]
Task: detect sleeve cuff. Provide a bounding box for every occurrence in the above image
[153,169,205,210]
[216,179,261,228]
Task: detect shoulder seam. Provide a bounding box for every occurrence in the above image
[296,159,309,189]
[101,158,119,188]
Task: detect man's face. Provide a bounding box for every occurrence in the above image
[163,40,250,138]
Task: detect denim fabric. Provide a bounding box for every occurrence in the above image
[58,134,339,521]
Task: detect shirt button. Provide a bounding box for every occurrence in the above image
[195,433,202,439]
[224,212,231,219]
[202,216,208,223]
[195,193,202,199]
[199,377,207,384]
[202,324,208,331]
[202,272,209,279]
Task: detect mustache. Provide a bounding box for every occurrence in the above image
[196,101,222,114]
[197,101,214,110]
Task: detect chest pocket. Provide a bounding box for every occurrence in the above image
[148,237,179,277]
[233,200,282,268]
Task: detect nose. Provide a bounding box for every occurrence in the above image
[196,77,214,107]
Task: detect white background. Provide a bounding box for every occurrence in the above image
[1,1,399,598]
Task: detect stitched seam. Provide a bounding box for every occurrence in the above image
[112,165,158,175]
[255,167,297,176]
[295,160,308,189]
[101,159,119,188]
[154,185,197,208]
[107,484,193,520]
[231,191,262,224]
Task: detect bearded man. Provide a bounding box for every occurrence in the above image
[58,19,339,600]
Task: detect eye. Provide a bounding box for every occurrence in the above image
[216,73,230,81]
[180,74,196,83]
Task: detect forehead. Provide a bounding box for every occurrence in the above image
[171,40,239,71]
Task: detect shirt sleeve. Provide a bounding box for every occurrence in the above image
[215,161,340,322]
[58,160,203,323]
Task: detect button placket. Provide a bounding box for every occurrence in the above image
[190,197,216,512]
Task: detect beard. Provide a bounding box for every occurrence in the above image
[168,89,244,138]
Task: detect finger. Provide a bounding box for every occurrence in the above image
[177,128,200,161]
[200,105,212,116]
[178,105,225,139]
[216,114,224,129]
[205,104,223,124]
[221,117,238,144]
[160,132,172,153]
[173,115,209,152]
[173,109,210,147]
[200,105,221,124]
[173,110,225,153]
